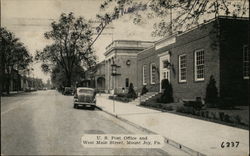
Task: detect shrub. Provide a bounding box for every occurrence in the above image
[127,83,137,99]
[201,111,205,117]
[116,93,127,97]
[163,105,173,111]
[158,79,173,103]
[109,95,131,103]
[234,115,242,124]
[205,75,218,107]
[183,100,203,110]
[205,111,209,118]
[210,112,217,120]
[141,85,148,96]
[176,106,185,113]
[224,114,232,123]
[195,110,201,116]
[219,112,225,121]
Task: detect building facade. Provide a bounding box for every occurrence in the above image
[104,40,154,93]
[90,16,248,104]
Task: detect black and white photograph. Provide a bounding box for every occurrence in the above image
[0,0,249,155]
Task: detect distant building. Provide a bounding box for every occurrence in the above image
[104,40,154,93]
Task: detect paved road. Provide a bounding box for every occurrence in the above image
[1,90,172,155]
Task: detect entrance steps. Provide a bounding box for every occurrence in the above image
[129,92,159,105]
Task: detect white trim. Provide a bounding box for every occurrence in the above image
[117,53,137,56]
[142,65,147,85]
[105,53,115,61]
[150,63,156,84]
[155,36,176,50]
[194,49,205,81]
[157,51,170,57]
[178,54,187,83]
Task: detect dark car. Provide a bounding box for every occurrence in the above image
[63,87,74,95]
[73,87,96,110]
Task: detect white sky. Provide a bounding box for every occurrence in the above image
[1,0,159,82]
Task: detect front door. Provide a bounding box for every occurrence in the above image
[159,53,170,92]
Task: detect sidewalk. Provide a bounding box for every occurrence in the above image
[96,95,249,156]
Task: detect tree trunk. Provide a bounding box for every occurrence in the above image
[66,72,72,87]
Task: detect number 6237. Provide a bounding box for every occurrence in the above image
[221,141,239,148]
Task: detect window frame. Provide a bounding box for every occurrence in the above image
[243,45,249,79]
[178,54,187,83]
[194,49,205,81]
[150,63,156,84]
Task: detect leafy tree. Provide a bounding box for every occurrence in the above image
[35,12,96,87]
[205,75,218,107]
[51,63,85,92]
[127,83,137,99]
[0,27,33,94]
[99,0,249,37]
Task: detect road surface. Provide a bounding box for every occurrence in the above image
[1,90,180,155]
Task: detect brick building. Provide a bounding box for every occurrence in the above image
[92,16,248,104]
[137,16,249,104]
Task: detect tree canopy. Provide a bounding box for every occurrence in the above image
[98,0,249,37]
[35,12,96,86]
[0,27,33,94]
[0,27,33,71]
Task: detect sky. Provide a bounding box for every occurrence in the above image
[1,0,159,82]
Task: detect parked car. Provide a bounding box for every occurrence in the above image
[73,87,96,110]
[63,87,74,95]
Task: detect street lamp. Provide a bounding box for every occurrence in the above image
[111,63,121,114]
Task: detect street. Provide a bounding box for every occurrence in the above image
[1,90,170,155]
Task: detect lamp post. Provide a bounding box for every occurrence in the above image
[111,63,121,114]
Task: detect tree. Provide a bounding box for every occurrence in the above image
[127,83,137,99]
[205,75,218,107]
[35,12,96,87]
[99,0,249,37]
[51,63,85,92]
[0,27,33,94]
[158,79,173,103]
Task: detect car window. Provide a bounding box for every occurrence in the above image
[78,89,94,94]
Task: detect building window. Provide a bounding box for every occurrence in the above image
[142,65,147,85]
[194,49,205,81]
[150,63,156,84]
[179,54,187,82]
[125,78,129,87]
[243,45,249,79]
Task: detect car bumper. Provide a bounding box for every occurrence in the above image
[74,101,96,106]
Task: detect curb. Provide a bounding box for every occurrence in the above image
[95,105,206,156]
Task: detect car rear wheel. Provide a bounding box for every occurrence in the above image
[74,104,78,109]
[90,106,95,110]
